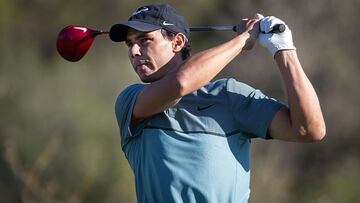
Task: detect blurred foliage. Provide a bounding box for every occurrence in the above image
[0,0,359,202]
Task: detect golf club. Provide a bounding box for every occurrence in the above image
[56,24,285,62]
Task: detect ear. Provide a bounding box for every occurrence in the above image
[172,33,186,53]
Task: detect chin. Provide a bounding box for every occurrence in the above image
[140,76,158,83]
[139,71,163,83]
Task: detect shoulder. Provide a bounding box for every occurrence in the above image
[115,83,145,110]
[194,78,229,98]
[202,78,248,92]
[118,83,145,96]
[117,84,144,100]
[204,78,257,97]
[198,78,255,96]
[225,78,256,95]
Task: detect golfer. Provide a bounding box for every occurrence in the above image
[110,3,326,203]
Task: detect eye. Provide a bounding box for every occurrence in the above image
[125,41,133,48]
[140,37,152,44]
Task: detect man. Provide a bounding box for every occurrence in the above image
[110,4,325,203]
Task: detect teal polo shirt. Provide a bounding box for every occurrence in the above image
[115,78,284,203]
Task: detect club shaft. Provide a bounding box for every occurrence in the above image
[190,24,285,33]
[190,26,235,32]
[90,24,285,35]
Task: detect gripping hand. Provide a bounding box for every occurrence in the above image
[258,16,296,56]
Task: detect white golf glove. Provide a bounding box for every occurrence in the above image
[257,15,296,56]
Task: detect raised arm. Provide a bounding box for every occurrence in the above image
[258,16,326,142]
[269,50,326,142]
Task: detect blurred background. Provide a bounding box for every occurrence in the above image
[1,0,359,202]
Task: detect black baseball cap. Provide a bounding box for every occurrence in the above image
[109,4,190,42]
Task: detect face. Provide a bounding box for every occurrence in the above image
[125,28,176,83]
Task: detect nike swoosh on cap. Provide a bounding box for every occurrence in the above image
[162,21,174,26]
[132,7,149,16]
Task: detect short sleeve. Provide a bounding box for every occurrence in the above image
[115,84,146,150]
[226,78,285,139]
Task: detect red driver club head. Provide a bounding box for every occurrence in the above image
[56,25,108,62]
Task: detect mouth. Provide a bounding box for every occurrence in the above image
[135,59,149,67]
[134,59,151,74]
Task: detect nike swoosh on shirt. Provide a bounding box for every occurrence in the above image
[197,104,215,111]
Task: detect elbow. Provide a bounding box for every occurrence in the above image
[175,71,192,97]
[298,122,326,142]
[308,125,326,142]
[177,79,189,97]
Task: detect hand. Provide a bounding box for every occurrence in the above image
[258,16,296,56]
[236,18,260,51]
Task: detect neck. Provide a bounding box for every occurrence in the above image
[166,53,184,71]
[153,54,184,81]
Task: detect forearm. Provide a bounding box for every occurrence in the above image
[275,50,326,140]
[175,33,250,96]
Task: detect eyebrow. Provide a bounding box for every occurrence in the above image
[125,32,152,44]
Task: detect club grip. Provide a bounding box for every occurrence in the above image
[262,24,286,33]
[233,23,285,33]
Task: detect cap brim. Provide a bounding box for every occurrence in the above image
[109,21,162,42]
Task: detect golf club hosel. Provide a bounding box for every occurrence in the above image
[91,30,109,36]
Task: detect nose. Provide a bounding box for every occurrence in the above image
[128,43,141,58]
